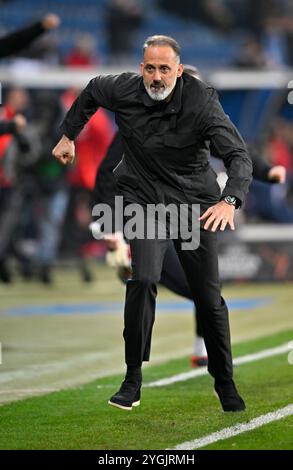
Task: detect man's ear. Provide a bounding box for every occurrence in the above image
[177,63,184,77]
[139,62,144,75]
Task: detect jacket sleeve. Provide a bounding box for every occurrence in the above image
[201,88,253,207]
[0,21,45,58]
[60,74,122,140]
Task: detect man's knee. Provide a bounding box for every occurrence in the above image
[196,294,227,315]
[131,262,161,285]
[131,275,160,285]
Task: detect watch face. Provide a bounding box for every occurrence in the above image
[225,196,236,205]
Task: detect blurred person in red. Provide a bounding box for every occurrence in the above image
[61,88,114,280]
[0,88,31,282]
[267,119,293,173]
[61,88,114,191]
[64,34,99,68]
[0,88,30,187]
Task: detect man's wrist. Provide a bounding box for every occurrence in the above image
[221,195,237,207]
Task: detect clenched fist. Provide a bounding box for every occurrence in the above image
[52,135,75,165]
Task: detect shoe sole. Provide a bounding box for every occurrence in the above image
[108,399,140,410]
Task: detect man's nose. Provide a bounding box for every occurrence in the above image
[153,69,161,82]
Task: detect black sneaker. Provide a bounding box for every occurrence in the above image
[215,379,246,412]
[108,379,141,410]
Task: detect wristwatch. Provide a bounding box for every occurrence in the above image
[223,195,237,206]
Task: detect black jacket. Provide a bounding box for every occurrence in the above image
[61,72,252,206]
[93,133,275,212]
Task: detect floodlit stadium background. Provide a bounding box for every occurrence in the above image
[0,0,292,450]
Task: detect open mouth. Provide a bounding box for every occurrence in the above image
[151,84,165,92]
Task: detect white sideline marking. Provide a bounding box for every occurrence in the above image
[169,404,293,450]
[145,343,289,388]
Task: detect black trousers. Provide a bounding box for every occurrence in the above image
[160,242,203,337]
[118,165,233,383]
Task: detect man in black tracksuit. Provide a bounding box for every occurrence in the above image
[53,35,253,412]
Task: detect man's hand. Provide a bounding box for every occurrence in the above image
[103,231,124,251]
[199,200,235,232]
[42,13,60,31]
[52,135,75,165]
[13,114,27,132]
[104,233,131,269]
[268,165,286,184]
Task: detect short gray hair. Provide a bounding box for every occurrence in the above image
[143,35,181,62]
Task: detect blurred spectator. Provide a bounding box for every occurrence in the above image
[65,34,99,68]
[0,88,31,283]
[31,92,69,284]
[60,88,115,281]
[0,88,29,187]
[233,0,293,67]
[0,114,26,137]
[0,13,60,58]
[14,34,61,66]
[246,122,293,223]
[61,88,114,190]
[158,0,234,33]
[237,0,278,38]
[0,89,69,284]
[106,0,143,64]
[246,178,293,223]
[233,36,271,69]
[0,13,60,136]
[267,119,293,172]
[261,1,293,67]
[234,0,293,67]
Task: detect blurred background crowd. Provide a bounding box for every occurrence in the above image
[0,0,293,285]
[0,0,293,69]
[1,0,293,68]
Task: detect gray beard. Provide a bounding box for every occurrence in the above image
[144,77,177,101]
